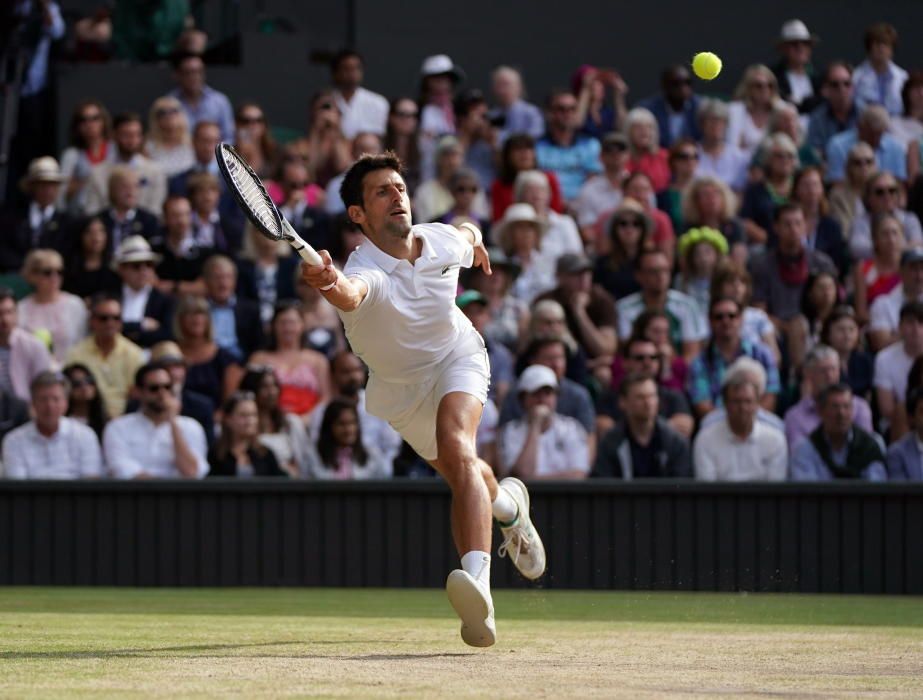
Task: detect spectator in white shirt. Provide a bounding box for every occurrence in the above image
[515,169,583,262]
[330,50,389,139]
[498,364,590,480]
[693,357,788,481]
[571,132,628,236]
[103,362,208,479]
[852,23,908,117]
[3,370,103,479]
[874,301,923,440]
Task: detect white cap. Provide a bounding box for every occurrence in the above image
[778,19,818,44]
[518,365,558,393]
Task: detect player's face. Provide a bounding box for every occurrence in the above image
[353,169,411,239]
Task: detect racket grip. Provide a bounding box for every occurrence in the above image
[282,220,323,265]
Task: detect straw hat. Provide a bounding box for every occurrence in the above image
[111,235,162,270]
[19,156,64,192]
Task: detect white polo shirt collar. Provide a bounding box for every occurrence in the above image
[359,230,439,274]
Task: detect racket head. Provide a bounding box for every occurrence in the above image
[215,142,285,241]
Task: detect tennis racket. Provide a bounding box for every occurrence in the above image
[214,142,323,265]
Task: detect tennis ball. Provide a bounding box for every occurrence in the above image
[692,52,722,81]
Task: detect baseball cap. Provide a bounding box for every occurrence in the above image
[456,289,488,310]
[517,365,558,393]
[556,252,593,275]
[901,248,923,266]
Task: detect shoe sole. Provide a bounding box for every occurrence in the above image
[446,570,496,648]
[500,477,547,580]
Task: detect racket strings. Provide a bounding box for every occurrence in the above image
[225,155,282,236]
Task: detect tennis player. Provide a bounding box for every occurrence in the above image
[301,152,545,647]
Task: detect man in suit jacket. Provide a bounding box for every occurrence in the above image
[113,236,174,348]
[0,157,75,272]
[887,386,923,480]
[204,255,263,361]
[771,20,823,116]
[637,65,702,148]
[97,166,160,248]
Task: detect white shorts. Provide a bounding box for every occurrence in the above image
[365,336,491,461]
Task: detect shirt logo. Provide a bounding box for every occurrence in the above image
[441,264,458,275]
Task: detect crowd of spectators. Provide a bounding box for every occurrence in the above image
[4,7,923,483]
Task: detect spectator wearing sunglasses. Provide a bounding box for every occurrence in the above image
[846,171,923,262]
[771,20,823,115]
[59,100,112,215]
[145,96,194,178]
[806,62,859,155]
[828,142,877,234]
[18,249,88,363]
[826,105,907,186]
[637,65,702,148]
[434,168,490,234]
[234,102,280,180]
[113,236,174,348]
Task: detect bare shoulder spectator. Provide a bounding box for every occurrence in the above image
[535,88,603,202]
[852,23,908,117]
[491,66,545,142]
[3,371,103,479]
[498,365,589,480]
[637,64,702,147]
[0,288,54,402]
[592,374,690,479]
[17,249,89,364]
[790,383,887,481]
[167,53,235,141]
[330,49,389,139]
[693,359,787,481]
[146,96,195,178]
[304,399,391,480]
[695,99,749,192]
[887,387,923,479]
[825,106,906,185]
[806,61,859,155]
[65,293,145,416]
[727,65,779,158]
[104,362,208,479]
[572,132,627,234]
[771,20,822,115]
[208,392,287,478]
[846,171,922,262]
[59,100,112,214]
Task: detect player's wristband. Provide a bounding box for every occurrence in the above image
[319,279,337,292]
[460,222,483,248]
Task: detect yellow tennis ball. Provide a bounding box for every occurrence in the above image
[692,52,722,80]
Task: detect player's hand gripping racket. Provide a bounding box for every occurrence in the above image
[214,142,323,265]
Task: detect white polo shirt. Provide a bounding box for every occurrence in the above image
[338,223,479,385]
[103,412,209,479]
[2,417,104,479]
[335,86,389,138]
[693,419,788,482]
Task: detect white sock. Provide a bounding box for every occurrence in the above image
[492,486,519,525]
[461,550,491,587]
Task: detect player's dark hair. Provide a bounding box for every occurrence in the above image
[339,151,404,209]
[316,398,369,469]
[331,48,362,72]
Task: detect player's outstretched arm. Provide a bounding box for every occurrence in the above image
[300,250,369,312]
[455,222,491,275]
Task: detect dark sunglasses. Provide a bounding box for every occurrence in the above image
[238,115,264,125]
[284,181,306,189]
[711,312,739,321]
[93,313,121,322]
[673,152,698,161]
[615,217,644,228]
[144,382,173,393]
[603,142,628,153]
[394,110,418,118]
[827,80,852,88]
[37,268,63,277]
[552,104,577,112]
[629,353,659,362]
[318,102,335,111]
[848,158,875,166]
[454,185,478,193]
[874,186,900,196]
[78,113,103,123]
[155,107,180,118]
[69,376,95,388]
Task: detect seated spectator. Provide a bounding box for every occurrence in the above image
[891,71,923,152]
[693,360,788,481]
[18,249,88,364]
[874,301,923,440]
[204,255,264,362]
[63,216,120,300]
[494,203,556,304]
[572,64,627,139]
[847,171,923,261]
[308,350,402,463]
[624,108,670,193]
[740,134,798,248]
[289,90,352,188]
[294,276,346,358]
[515,169,582,260]
[498,364,590,479]
[269,155,325,217]
[167,121,226,200]
[766,100,822,167]
[886,386,923,479]
[324,132,382,216]
[490,65,545,142]
[83,113,167,216]
[174,295,243,409]
[415,136,462,223]
[236,223,299,326]
[305,399,392,480]
[657,139,700,232]
[792,166,848,276]
[454,89,496,191]
[0,384,30,461]
[572,132,627,238]
[616,249,707,361]
[145,96,194,178]
[869,248,923,351]
[771,19,822,115]
[710,260,779,361]
[113,236,173,348]
[592,198,647,300]
[2,371,103,479]
[821,305,873,400]
[535,88,602,202]
[801,271,842,350]
[750,203,838,368]
[601,336,694,437]
[0,157,74,273]
[208,392,287,478]
[463,247,530,352]
[65,293,145,416]
[621,172,675,256]
[785,344,874,451]
[59,100,112,215]
[535,253,617,367]
[457,291,514,407]
[592,373,691,479]
[104,362,209,479]
[637,64,702,147]
[248,301,332,419]
[806,61,859,158]
[434,167,490,233]
[491,134,564,222]
[695,99,749,192]
[826,106,907,185]
[146,341,215,446]
[417,54,463,180]
[852,22,907,117]
[854,213,906,323]
[62,363,108,440]
[698,357,787,434]
[330,49,388,139]
[688,297,780,417]
[151,195,213,297]
[384,97,422,192]
[727,65,780,158]
[233,102,280,179]
[828,142,877,234]
[625,310,684,393]
[188,172,239,253]
[674,227,728,316]
[168,53,234,141]
[97,166,160,249]
[520,300,589,387]
[0,288,52,401]
[239,366,310,477]
[682,176,747,264]
[790,383,887,480]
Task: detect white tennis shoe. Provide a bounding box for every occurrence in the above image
[497,477,546,580]
[446,569,496,647]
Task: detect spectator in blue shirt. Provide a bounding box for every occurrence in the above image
[826,105,907,184]
[535,89,602,202]
[490,66,545,142]
[806,62,859,155]
[638,65,703,148]
[168,53,235,143]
